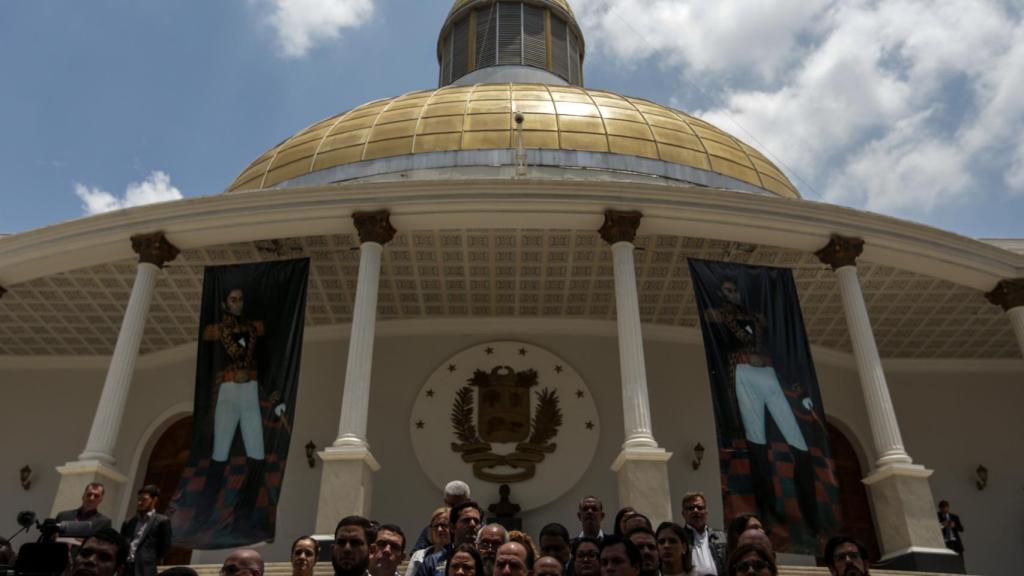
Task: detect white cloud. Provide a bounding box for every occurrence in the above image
[262,0,374,58]
[74,171,184,216]
[576,0,1024,216]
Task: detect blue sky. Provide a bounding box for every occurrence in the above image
[1,0,1022,238]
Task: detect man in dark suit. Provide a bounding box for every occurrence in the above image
[120,485,171,576]
[937,500,965,555]
[55,483,113,550]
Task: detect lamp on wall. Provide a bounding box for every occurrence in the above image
[19,465,32,490]
[692,443,705,470]
[975,465,988,490]
[306,441,318,469]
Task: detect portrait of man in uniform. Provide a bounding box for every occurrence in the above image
[194,287,285,535]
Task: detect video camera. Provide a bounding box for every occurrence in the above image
[3,511,96,576]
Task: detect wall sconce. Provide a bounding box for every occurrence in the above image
[692,443,705,470]
[975,465,988,491]
[19,465,33,490]
[306,441,318,469]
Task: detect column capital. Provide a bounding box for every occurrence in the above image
[353,210,396,245]
[599,210,643,245]
[130,232,179,268]
[985,278,1024,311]
[815,234,864,270]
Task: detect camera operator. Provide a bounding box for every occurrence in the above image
[71,528,128,576]
[56,483,113,548]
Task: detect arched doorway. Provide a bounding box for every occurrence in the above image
[140,415,193,564]
[827,422,880,561]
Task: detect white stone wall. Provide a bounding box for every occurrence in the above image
[0,330,1019,574]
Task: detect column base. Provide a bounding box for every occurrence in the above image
[52,460,127,519]
[862,463,953,570]
[313,446,380,534]
[876,547,964,574]
[611,447,673,526]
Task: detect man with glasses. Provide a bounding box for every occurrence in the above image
[370,525,407,576]
[823,537,869,576]
[220,549,264,576]
[681,492,725,575]
[477,523,510,576]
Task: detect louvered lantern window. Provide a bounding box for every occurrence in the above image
[568,30,581,84]
[550,16,569,80]
[497,2,522,65]
[452,17,471,80]
[476,4,497,68]
[523,4,546,68]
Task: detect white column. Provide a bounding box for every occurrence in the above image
[834,264,913,467]
[610,241,658,449]
[1009,306,1024,358]
[333,241,383,448]
[79,262,161,463]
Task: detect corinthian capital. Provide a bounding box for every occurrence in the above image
[599,210,643,245]
[353,211,397,245]
[985,279,1024,312]
[131,232,180,268]
[815,234,864,270]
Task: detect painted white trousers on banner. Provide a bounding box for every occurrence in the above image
[735,364,808,450]
[213,380,265,461]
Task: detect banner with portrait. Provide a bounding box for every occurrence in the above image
[170,258,309,549]
[688,259,840,553]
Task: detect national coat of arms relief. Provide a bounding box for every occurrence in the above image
[450,366,563,482]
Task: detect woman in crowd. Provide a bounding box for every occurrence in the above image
[446,543,485,576]
[571,538,601,576]
[655,522,694,576]
[406,507,452,576]
[725,514,766,559]
[612,507,637,538]
[726,543,777,576]
[291,535,319,576]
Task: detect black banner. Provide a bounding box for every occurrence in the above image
[688,259,839,553]
[170,259,309,549]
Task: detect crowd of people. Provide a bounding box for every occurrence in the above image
[7,480,878,576]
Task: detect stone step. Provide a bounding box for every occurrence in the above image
[170,564,967,576]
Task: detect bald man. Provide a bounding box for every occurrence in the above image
[494,542,533,576]
[222,549,264,576]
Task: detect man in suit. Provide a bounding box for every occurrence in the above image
[56,482,113,552]
[938,500,965,555]
[681,492,726,576]
[120,485,171,576]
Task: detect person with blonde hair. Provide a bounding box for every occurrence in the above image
[406,507,452,576]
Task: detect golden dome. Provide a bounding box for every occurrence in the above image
[228,83,798,199]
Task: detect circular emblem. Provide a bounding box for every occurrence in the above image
[410,341,600,512]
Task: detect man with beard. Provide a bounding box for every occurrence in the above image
[69,528,128,576]
[573,497,605,545]
[598,536,639,576]
[120,485,171,576]
[221,549,264,576]
[824,537,869,576]
[539,523,571,571]
[477,523,510,576]
[625,528,659,576]
[370,524,407,576]
[334,516,376,576]
[416,501,483,576]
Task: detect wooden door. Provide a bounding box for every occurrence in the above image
[827,422,880,561]
[141,416,193,564]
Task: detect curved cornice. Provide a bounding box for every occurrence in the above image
[0,178,1020,291]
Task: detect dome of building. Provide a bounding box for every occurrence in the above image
[227,84,799,198]
[227,0,798,199]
